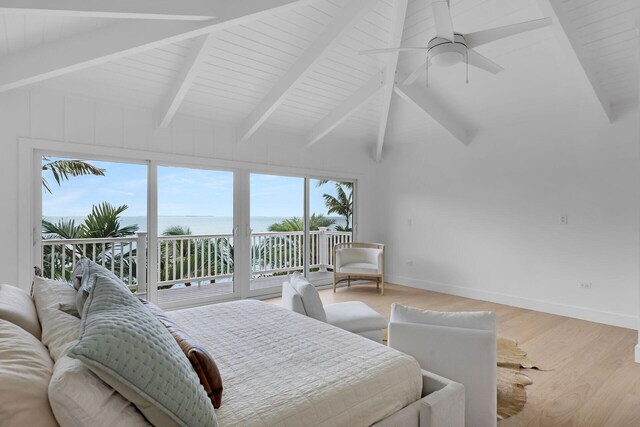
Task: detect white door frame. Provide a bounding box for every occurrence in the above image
[18,137,360,305]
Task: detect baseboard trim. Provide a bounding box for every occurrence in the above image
[386,274,637,330]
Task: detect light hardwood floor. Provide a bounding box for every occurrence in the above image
[267,283,640,427]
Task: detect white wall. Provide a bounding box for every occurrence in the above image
[376,106,640,328]
[0,86,378,287]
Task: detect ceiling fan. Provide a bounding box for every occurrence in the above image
[360,0,552,84]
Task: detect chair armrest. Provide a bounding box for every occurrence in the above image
[389,321,497,427]
[419,369,465,427]
[371,369,464,427]
[334,250,343,270]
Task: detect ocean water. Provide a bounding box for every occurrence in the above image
[43,216,346,235]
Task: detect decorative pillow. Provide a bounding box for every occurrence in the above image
[0,283,41,338]
[281,281,306,315]
[390,303,496,332]
[76,258,129,316]
[49,355,151,427]
[0,319,57,427]
[290,272,326,322]
[69,274,218,427]
[32,276,83,361]
[72,257,90,290]
[141,299,224,409]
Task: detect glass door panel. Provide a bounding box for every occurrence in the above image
[157,166,234,307]
[41,156,147,293]
[249,173,305,292]
[309,179,354,285]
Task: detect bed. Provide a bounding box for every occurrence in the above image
[0,270,465,427]
[170,300,421,426]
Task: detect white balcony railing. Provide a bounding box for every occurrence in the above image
[41,232,146,293]
[41,228,351,292]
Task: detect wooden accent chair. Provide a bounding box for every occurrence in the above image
[333,242,385,295]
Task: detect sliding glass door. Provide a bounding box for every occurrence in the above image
[156,166,235,307]
[249,173,305,293]
[37,151,356,305]
[308,179,354,285]
[40,156,147,293]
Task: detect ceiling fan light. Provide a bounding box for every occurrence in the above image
[430,51,463,67]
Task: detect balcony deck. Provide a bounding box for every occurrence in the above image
[157,271,334,308]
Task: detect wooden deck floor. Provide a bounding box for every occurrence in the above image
[267,283,640,427]
[158,271,333,307]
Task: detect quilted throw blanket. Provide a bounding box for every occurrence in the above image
[170,300,421,427]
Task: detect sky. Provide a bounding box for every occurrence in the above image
[42,158,347,219]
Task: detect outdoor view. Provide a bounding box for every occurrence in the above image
[41,157,353,297]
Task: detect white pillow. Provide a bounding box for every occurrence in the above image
[32,276,82,361]
[281,282,306,315]
[390,303,496,332]
[49,355,151,427]
[290,273,326,322]
[0,283,41,338]
[0,319,58,427]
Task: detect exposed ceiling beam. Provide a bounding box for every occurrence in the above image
[0,0,318,94]
[376,0,409,162]
[404,60,427,86]
[0,0,217,20]
[394,72,471,145]
[305,71,386,148]
[157,34,218,128]
[237,0,376,143]
[535,0,614,123]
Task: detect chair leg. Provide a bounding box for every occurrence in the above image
[348,277,351,287]
[380,277,384,296]
[376,280,379,291]
[333,275,337,293]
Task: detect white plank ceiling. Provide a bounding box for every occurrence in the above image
[0,0,637,152]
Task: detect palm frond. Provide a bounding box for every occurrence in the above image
[42,158,106,193]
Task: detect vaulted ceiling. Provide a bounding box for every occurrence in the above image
[0,0,637,159]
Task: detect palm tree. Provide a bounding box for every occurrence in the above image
[159,226,241,288]
[316,180,353,232]
[268,214,335,232]
[264,214,335,274]
[42,157,106,193]
[42,202,138,282]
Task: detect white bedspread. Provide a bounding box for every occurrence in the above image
[170,300,421,427]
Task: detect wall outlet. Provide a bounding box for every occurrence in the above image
[579,282,593,290]
[561,215,569,225]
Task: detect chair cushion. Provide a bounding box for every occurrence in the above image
[324,301,387,333]
[69,273,217,427]
[290,273,326,322]
[336,247,382,266]
[0,319,57,427]
[281,282,306,315]
[390,303,495,332]
[0,283,41,338]
[338,262,380,275]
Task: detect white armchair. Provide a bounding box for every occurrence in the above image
[333,242,384,295]
[388,304,497,427]
[281,273,387,342]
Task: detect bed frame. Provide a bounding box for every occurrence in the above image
[373,370,465,427]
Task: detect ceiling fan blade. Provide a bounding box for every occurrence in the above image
[403,60,428,85]
[432,0,455,42]
[467,49,504,74]
[359,47,428,55]
[465,17,552,49]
